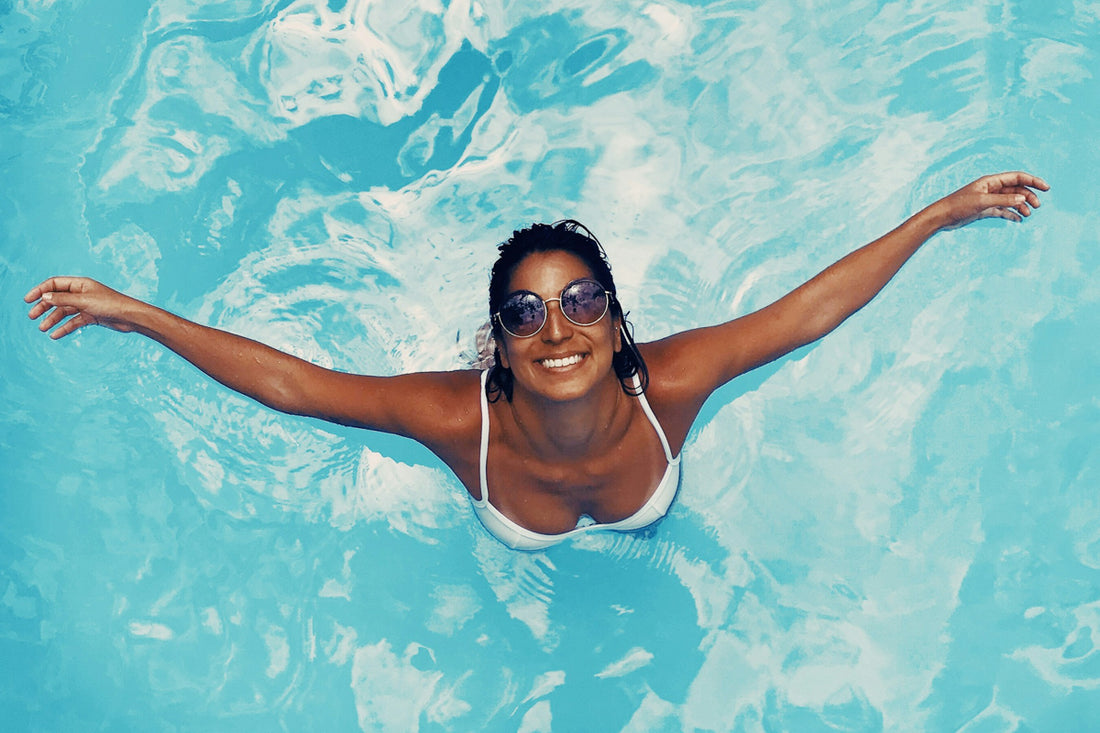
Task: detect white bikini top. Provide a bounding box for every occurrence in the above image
[472,370,681,550]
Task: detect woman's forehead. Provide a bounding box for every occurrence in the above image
[507,250,594,294]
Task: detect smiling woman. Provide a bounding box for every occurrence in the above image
[485,220,650,403]
[25,172,1047,551]
[8,0,1096,726]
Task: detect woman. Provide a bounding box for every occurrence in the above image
[25,171,1049,549]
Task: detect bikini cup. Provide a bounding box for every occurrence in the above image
[472,370,681,550]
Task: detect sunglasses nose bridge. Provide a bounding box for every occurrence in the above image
[539,296,573,336]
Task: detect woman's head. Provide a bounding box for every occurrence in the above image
[485,220,648,401]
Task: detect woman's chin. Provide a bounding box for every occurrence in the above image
[514,359,617,403]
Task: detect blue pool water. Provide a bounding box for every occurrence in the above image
[2,0,1098,730]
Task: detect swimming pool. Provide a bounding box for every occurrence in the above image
[2,0,1097,729]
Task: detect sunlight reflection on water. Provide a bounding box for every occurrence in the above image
[2,0,1097,730]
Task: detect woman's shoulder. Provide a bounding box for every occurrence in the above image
[637,336,707,399]
[371,368,485,466]
[387,368,483,412]
[632,341,709,453]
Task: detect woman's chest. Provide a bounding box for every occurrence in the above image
[487,417,669,531]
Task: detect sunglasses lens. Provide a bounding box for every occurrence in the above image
[562,280,608,325]
[498,293,545,337]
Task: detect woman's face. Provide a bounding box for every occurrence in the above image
[497,250,621,403]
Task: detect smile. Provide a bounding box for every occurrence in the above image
[538,354,584,369]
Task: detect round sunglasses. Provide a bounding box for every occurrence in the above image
[494,278,612,338]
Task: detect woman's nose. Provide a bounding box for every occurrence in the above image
[541,300,571,341]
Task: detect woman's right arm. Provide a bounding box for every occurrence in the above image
[24,277,476,443]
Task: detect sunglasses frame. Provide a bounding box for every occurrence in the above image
[494,278,613,338]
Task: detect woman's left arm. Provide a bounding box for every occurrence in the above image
[645,171,1049,408]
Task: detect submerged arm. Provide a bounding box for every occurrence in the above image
[648,171,1050,407]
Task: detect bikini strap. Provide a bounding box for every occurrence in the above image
[477,370,490,506]
[632,374,677,463]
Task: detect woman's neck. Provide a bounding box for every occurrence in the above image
[505,376,628,460]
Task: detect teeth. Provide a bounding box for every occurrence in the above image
[541,354,583,369]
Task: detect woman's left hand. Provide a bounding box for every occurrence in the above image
[930,171,1049,231]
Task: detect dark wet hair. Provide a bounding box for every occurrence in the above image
[486,219,648,402]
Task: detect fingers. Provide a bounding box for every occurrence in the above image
[983,193,1033,221]
[38,305,94,340]
[25,276,61,303]
[26,298,50,320]
[985,172,1051,203]
[26,277,84,320]
[1001,192,1032,217]
[24,280,93,340]
[24,276,88,304]
[47,313,92,340]
[38,301,78,333]
[946,172,1048,231]
[1002,185,1042,211]
[985,206,1023,224]
[23,278,52,303]
[26,290,71,320]
[985,170,1051,192]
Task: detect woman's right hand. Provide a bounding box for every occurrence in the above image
[25,276,143,339]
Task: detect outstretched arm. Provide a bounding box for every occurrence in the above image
[24,277,475,443]
[646,171,1049,412]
